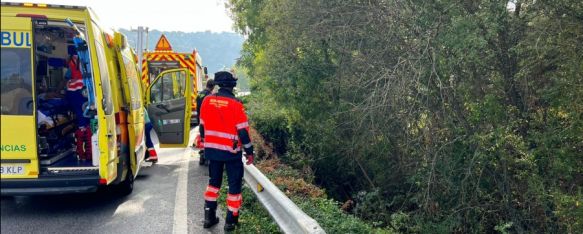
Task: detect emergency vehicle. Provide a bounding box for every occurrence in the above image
[0,2,193,195]
[142,35,206,126]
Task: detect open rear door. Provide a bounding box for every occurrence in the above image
[1,16,39,178]
[146,68,192,148]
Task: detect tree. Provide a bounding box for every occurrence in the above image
[228,0,583,232]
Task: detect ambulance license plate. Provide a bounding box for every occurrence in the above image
[0,165,25,175]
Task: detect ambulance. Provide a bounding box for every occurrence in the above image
[0,2,193,195]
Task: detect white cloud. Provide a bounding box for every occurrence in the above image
[1,0,234,32]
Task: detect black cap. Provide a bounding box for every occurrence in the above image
[214,71,237,87]
[205,79,215,89]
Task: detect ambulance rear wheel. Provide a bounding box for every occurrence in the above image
[117,167,134,196]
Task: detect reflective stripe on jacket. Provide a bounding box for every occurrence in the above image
[66,79,84,91]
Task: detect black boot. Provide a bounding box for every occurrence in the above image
[198,150,206,165]
[224,211,239,232]
[203,206,219,228]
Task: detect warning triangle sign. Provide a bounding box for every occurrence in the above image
[154,34,173,52]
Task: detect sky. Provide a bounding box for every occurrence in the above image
[1,0,235,32]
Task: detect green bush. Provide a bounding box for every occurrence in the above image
[228,158,394,233]
[228,0,583,232]
[248,95,290,156]
[295,197,393,234]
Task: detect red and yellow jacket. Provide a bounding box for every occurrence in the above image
[199,88,253,161]
[66,59,84,91]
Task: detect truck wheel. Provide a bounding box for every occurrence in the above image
[117,167,134,196]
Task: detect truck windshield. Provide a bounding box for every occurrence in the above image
[1,48,33,115]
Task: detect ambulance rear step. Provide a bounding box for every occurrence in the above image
[47,167,98,172]
[42,167,99,177]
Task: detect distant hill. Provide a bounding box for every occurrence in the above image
[119,29,244,75]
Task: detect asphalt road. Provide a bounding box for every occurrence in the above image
[1,130,225,234]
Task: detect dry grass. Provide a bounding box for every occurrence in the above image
[250,127,277,160]
[251,127,325,199]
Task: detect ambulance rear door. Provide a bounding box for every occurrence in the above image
[145,68,192,148]
[115,32,146,174]
[1,16,39,179]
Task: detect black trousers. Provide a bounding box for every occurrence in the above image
[206,159,244,209]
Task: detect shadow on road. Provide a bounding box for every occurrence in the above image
[0,162,181,216]
[2,184,135,213]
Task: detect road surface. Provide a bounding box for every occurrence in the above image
[1,130,225,234]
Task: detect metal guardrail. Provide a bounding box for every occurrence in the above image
[243,158,326,234]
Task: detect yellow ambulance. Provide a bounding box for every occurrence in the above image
[0,2,193,195]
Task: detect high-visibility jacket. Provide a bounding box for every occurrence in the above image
[66,59,84,91]
[199,88,253,161]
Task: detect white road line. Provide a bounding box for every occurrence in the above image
[172,147,191,234]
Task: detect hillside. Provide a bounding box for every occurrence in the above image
[119,29,244,76]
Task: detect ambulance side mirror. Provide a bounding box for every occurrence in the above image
[204,67,208,75]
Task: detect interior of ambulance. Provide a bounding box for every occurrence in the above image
[32,20,97,169]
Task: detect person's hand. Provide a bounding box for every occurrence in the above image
[246,154,254,165]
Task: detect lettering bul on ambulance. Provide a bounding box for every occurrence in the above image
[1,31,32,47]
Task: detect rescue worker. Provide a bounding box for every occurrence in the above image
[200,71,254,231]
[197,79,215,124]
[66,54,91,162]
[144,108,158,163]
[195,79,215,165]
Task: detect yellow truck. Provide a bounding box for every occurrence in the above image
[0,2,193,195]
[142,34,207,126]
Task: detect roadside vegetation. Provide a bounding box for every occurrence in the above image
[228,0,582,233]
[221,129,389,233]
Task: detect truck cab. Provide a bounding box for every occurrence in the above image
[141,35,206,126]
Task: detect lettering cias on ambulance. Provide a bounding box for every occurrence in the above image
[1,31,32,47]
[0,144,27,152]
